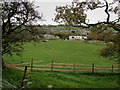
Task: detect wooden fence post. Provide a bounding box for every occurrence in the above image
[112,65,114,73]
[92,63,94,73]
[21,66,28,88]
[51,61,53,71]
[31,58,33,71]
[73,64,75,72]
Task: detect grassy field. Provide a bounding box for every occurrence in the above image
[3,69,120,88]
[3,40,120,88]
[3,40,117,66]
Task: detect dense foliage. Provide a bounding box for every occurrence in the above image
[100,33,120,63]
[54,2,87,26]
[2,1,44,56]
[88,24,116,42]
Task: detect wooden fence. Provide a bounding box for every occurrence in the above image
[15,61,120,73]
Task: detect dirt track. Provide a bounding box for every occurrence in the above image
[5,61,44,71]
[14,61,43,66]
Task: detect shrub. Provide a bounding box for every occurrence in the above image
[88,31,114,42]
[100,33,120,62]
[100,43,116,57]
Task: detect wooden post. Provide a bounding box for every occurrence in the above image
[51,61,53,71]
[73,64,75,72]
[92,63,94,73]
[31,58,33,71]
[118,65,120,73]
[21,66,28,88]
[112,65,114,73]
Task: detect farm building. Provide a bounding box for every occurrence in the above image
[68,36,87,40]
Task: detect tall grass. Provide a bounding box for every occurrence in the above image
[3,69,119,88]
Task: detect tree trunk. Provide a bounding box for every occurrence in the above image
[118,59,120,88]
[2,57,7,69]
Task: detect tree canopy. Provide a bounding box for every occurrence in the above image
[2,1,45,56]
[54,0,120,27]
[54,2,87,26]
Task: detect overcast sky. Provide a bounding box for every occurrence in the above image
[30,0,119,25]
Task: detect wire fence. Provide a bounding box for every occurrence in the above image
[14,61,120,73]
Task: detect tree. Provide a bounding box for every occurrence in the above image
[85,0,120,63]
[2,1,45,68]
[54,0,120,63]
[87,24,115,42]
[54,2,87,26]
[100,33,120,63]
[54,0,120,26]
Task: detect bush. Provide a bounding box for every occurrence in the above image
[88,31,114,42]
[100,33,120,62]
[100,43,116,57]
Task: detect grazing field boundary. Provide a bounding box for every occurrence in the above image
[11,61,120,73]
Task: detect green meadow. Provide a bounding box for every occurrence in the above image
[3,40,117,66]
[3,40,119,88]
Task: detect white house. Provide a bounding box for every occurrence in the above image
[69,36,87,40]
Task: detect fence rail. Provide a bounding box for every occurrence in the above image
[14,61,120,73]
[49,63,118,68]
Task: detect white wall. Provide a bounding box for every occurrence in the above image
[69,36,87,40]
